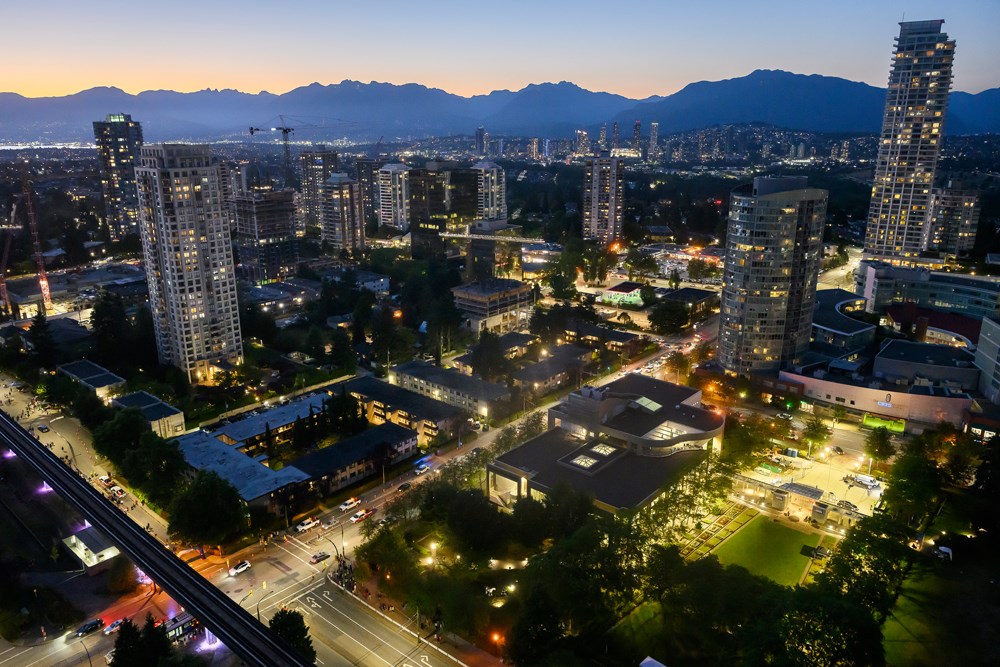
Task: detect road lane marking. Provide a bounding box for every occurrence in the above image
[0,647,32,665]
[293,603,393,667]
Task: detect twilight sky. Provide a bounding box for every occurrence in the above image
[5,0,998,98]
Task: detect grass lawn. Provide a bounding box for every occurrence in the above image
[711,515,821,586]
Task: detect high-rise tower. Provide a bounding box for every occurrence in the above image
[377,163,411,231]
[648,122,660,161]
[232,188,298,284]
[299,147,340,230]
[718,176,827,376]
[582,154,624,245]
[863,20,955,264]
[475,127,489,157]
[135,144,242,383]
[320,174,366,255]
[611,122,620,150]
[632,120,642,154]
[472,161,507,221]
[93,113,143,239]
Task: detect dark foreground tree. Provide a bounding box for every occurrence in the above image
[269,609,316,664]
[168,471,245,546]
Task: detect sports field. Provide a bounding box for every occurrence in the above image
[711,515,821,586]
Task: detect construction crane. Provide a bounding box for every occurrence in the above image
[20,176,52,314]
[0,200,18,318]
[371,135,384,159]
[249,120,294,188]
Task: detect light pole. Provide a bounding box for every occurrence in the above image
[256,590,275,621]
[79,639,94,667]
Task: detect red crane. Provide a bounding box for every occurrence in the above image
[20,176,52,314]
[0,200,17,316]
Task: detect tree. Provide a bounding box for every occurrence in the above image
[624,248,659,282]
[269,609,317,664]
[168,471,245,546]
[687,258,716,282]
[91,292,131,364]
[668,267,682,291]
[864,426,894,463]
[639,284,658,307]
[508,590,563,665]
[111,614,172,667]
[663,350,690,382]
[649,300,689,335]
[802,416,831,453]
[26,310,56,367]
[831,404,847,424]
[468,331,509,382]
[106,555,138,595]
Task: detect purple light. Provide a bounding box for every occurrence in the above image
[2,449,15,459]
[39,481,53,494]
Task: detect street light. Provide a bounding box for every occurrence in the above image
[491,632,503,657]
[256,590,275,621]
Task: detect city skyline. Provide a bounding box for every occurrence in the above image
[4,1,999,99]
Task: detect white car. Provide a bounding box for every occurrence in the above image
[110,486,127,500]
[295,518,319,533]
[415,463,431,476]
[228,560,251,577]
[338,497,361,512]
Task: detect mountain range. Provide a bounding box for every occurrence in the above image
[1,69,997,144]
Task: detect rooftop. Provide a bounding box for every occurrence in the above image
[659,287,718,303]
[813,289,876,336]
[452,279,531,297]
[606,281,645,294]
[289,423,417,479]
[211,393,328,444]
[113,391,182,421]
[175,431,309,502]
[392,360,510,402]
[885,303,982,344]
[571,321,640,344]
[600,373,723,435]
[343,376,463,421]
[57,360,126,388]
[494,428,705,511]
[876,340,976,368]
[498,331,538,350]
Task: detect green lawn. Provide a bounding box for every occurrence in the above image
[711,515,820,586]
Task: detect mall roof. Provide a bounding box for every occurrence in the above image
[175,431,309,503]
[812,289,875,336]
[876,340,975,368]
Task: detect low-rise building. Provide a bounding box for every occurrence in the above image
[289,422,418,497]
[212,393,328,454]
[600,281,646,307]
[874,340,979,391]
[112,391,185,438]
[488,374,724,513]
[855,260,1000,318]
[658,287,720,321]
[57,360,126,400]
[389,360,510,420]
[343,375,463,446]
[452,279,535,335]
[563,321,643,357]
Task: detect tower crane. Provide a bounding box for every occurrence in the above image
[20,176,52,314]
[0,201,18,317]
[249,120,294,188]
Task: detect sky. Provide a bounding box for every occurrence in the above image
[4,0,998,99]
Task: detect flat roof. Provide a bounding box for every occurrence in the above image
[659,287,717,303]
[813,289,876,336]
[600,373,724,435]
[571,321,639,344]
[212,394,328,443]
[343,376,463,421]
[86,372,127,389]
[513,357,576,384]
[290,423,417,479]
[885,304,982,344]
[452,279,531,296]
[606,281,645,294]
[494,428,705,511]
[113,391,182,421]
[58,359,110,380]
[392,360,510,402]
[175,431,309,502]
[876,340,976,367]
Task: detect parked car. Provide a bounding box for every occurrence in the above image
[295,518,319,533]
[338,497,361,512]
[811,546,832,559]
[350,508,376,524]
[103,619,124,635]
[415,463,431,476]
[75,619,105,637]
[110,486,127,500]
[309,551,330,564]
[36,423,50,433]
[98,475,114,489]
[776,412,793,421]
[396,482,412,493]
[837,500,859,511]
[228,560,251,577]
[833,446,845,455]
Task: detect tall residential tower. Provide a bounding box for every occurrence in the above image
[135,144,243,383]
[582,154,624,245]
[718,176,827,376]
[863,20,955,264]
[93,113,143,239]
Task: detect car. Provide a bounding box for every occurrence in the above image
[471,421,483,432]
[811,546,833,559]
[776,412,793,421]
[75,619,105,636]
[338,497,361,512]
[321,518,337,530]
[228,560,251,577]
[837,500,859,511]
[350,508,376,524]
[103,619,124,635]
[110,486,127,500]
[833,446,845,455]
[415,463,431,476]
[309,551,330,564]
[98,475,114,489]
[295,518,319,533]
[36,423,50,433]
[397,482,412,493]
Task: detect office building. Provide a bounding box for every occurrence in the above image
[452,278,534,334]
[93,113,143,239]
[529,138,539,161]
[232,188,298,284]
[475,126,489,156]
[299,147,340,230]
[377,163,411,231]
[648,122,660,161]
[135,144,243,383]
[718,176,827,375]
[927,181,980,259]
[632,120,642,154]
[582,154,624,244]
[318,173,365,254]
[611,122,619,150]
[863,20,955,264]
[855,261,1000,318]
[575,130,590,156]
[353,157,383,223]
[597,125,607,151]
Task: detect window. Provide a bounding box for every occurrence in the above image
[570,455,598,469]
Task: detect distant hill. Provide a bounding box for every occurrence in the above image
[0,70,996,144]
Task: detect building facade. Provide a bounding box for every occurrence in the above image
[232,188,298,284]
[718,176,827,375]
[927,181,980,259]
[582,154,624,244]
[353,157,383,223]
[863,20,955,264]
[135,144,243,383]
[855,261,1000,318]
[473,161,506,221]
[319,173,365,254]
[299,147,340,230]
[377,163,411,231]
[93,113,143,239]
[452,278,535,334]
